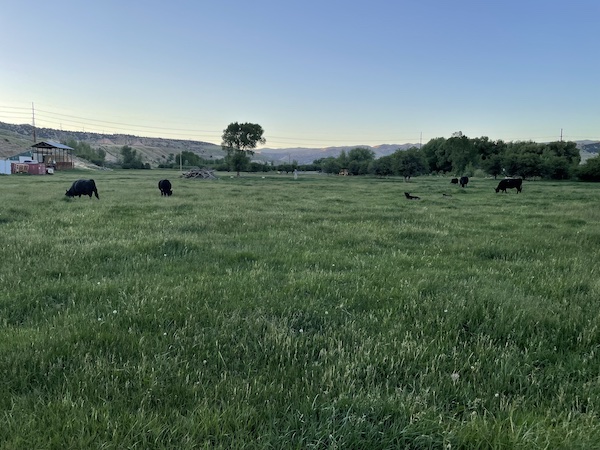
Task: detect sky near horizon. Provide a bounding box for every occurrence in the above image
[1,0,598,148]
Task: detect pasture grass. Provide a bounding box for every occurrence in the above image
[0,170,599,449]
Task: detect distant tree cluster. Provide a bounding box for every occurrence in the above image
[157,151,223,169]
[419,136,581,179]
[314,146,427,180]
[577,155,600,181]
[120,145,150,169]
[64,139,106,166]
[308,136,589,181]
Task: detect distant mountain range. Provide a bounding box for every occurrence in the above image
[0,121,597,165]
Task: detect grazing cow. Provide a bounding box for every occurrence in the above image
[450,178,459,184]
[404,192,420,200]
[158,179,173,196]
[65,179,99,199]
[495,178,523,193]
[459,176,469,188]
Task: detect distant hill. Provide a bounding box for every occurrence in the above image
[0,121,414,166]
[0,122,224,165]
[0,121,597,166]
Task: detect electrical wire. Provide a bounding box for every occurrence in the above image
[0,104,598,146]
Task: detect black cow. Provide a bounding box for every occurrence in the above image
[404,192,420,200]
[460,176,469,188]
[495,178,523,193]
[450,178,459,184]
[65,179,99,199]
[158,179,173,196]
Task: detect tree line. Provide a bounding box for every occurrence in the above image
[311,134,600,181]
[65,126,600,181]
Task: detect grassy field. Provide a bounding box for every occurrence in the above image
[0,170,599,449]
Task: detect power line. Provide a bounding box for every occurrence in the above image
[0,103,598,146]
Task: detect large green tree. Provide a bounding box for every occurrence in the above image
[420,137,452,173]
[392,147,428,181]
[347,147,375,175]
[221,122,266,176]
[577,155,600,181]
[120,145,148,169]
[369,155,394,176]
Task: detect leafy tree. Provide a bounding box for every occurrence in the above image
[478,139,506,178]
[392,147,428,181]
[64,139,106,166]
[540,154,572,179]
[248,162,271,172]
[446,134,475,175]
[543,141,580,166]
[369,155,394,176]
[221,122,266,176]
[540,141,580,179]
[421,137,451,173]
[346,147,375,175]
[348,147,375,162]
[337,150,349,170]
[120,145,147,169]
[320,157,341,174]
[503,141,541,178]
[176,151,202,167]
[577,155,600,181]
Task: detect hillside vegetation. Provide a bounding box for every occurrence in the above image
[1,171,599,448]
[0,121,225,165]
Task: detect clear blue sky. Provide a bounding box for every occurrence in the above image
[1,0,598,148]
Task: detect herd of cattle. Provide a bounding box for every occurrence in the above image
[65,179,173,199]
[450,176,470,188]
[449,176,522,193]
[64,176,523,200]
[405,176,523,200]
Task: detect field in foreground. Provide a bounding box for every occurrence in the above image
[0,171,599,449]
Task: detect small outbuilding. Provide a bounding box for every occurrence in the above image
[0,152,39,175]
[31,141,74,170]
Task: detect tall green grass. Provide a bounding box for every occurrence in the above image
[1,171,599,448]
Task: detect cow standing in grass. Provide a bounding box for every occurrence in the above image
[65,179,99,199]
[158,179,173,196]
[451,178,458,185]
[495,178,523,193]
[460,176,469,188]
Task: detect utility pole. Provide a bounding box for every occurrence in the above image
[560,128,563,142]
[31,102,37,143]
